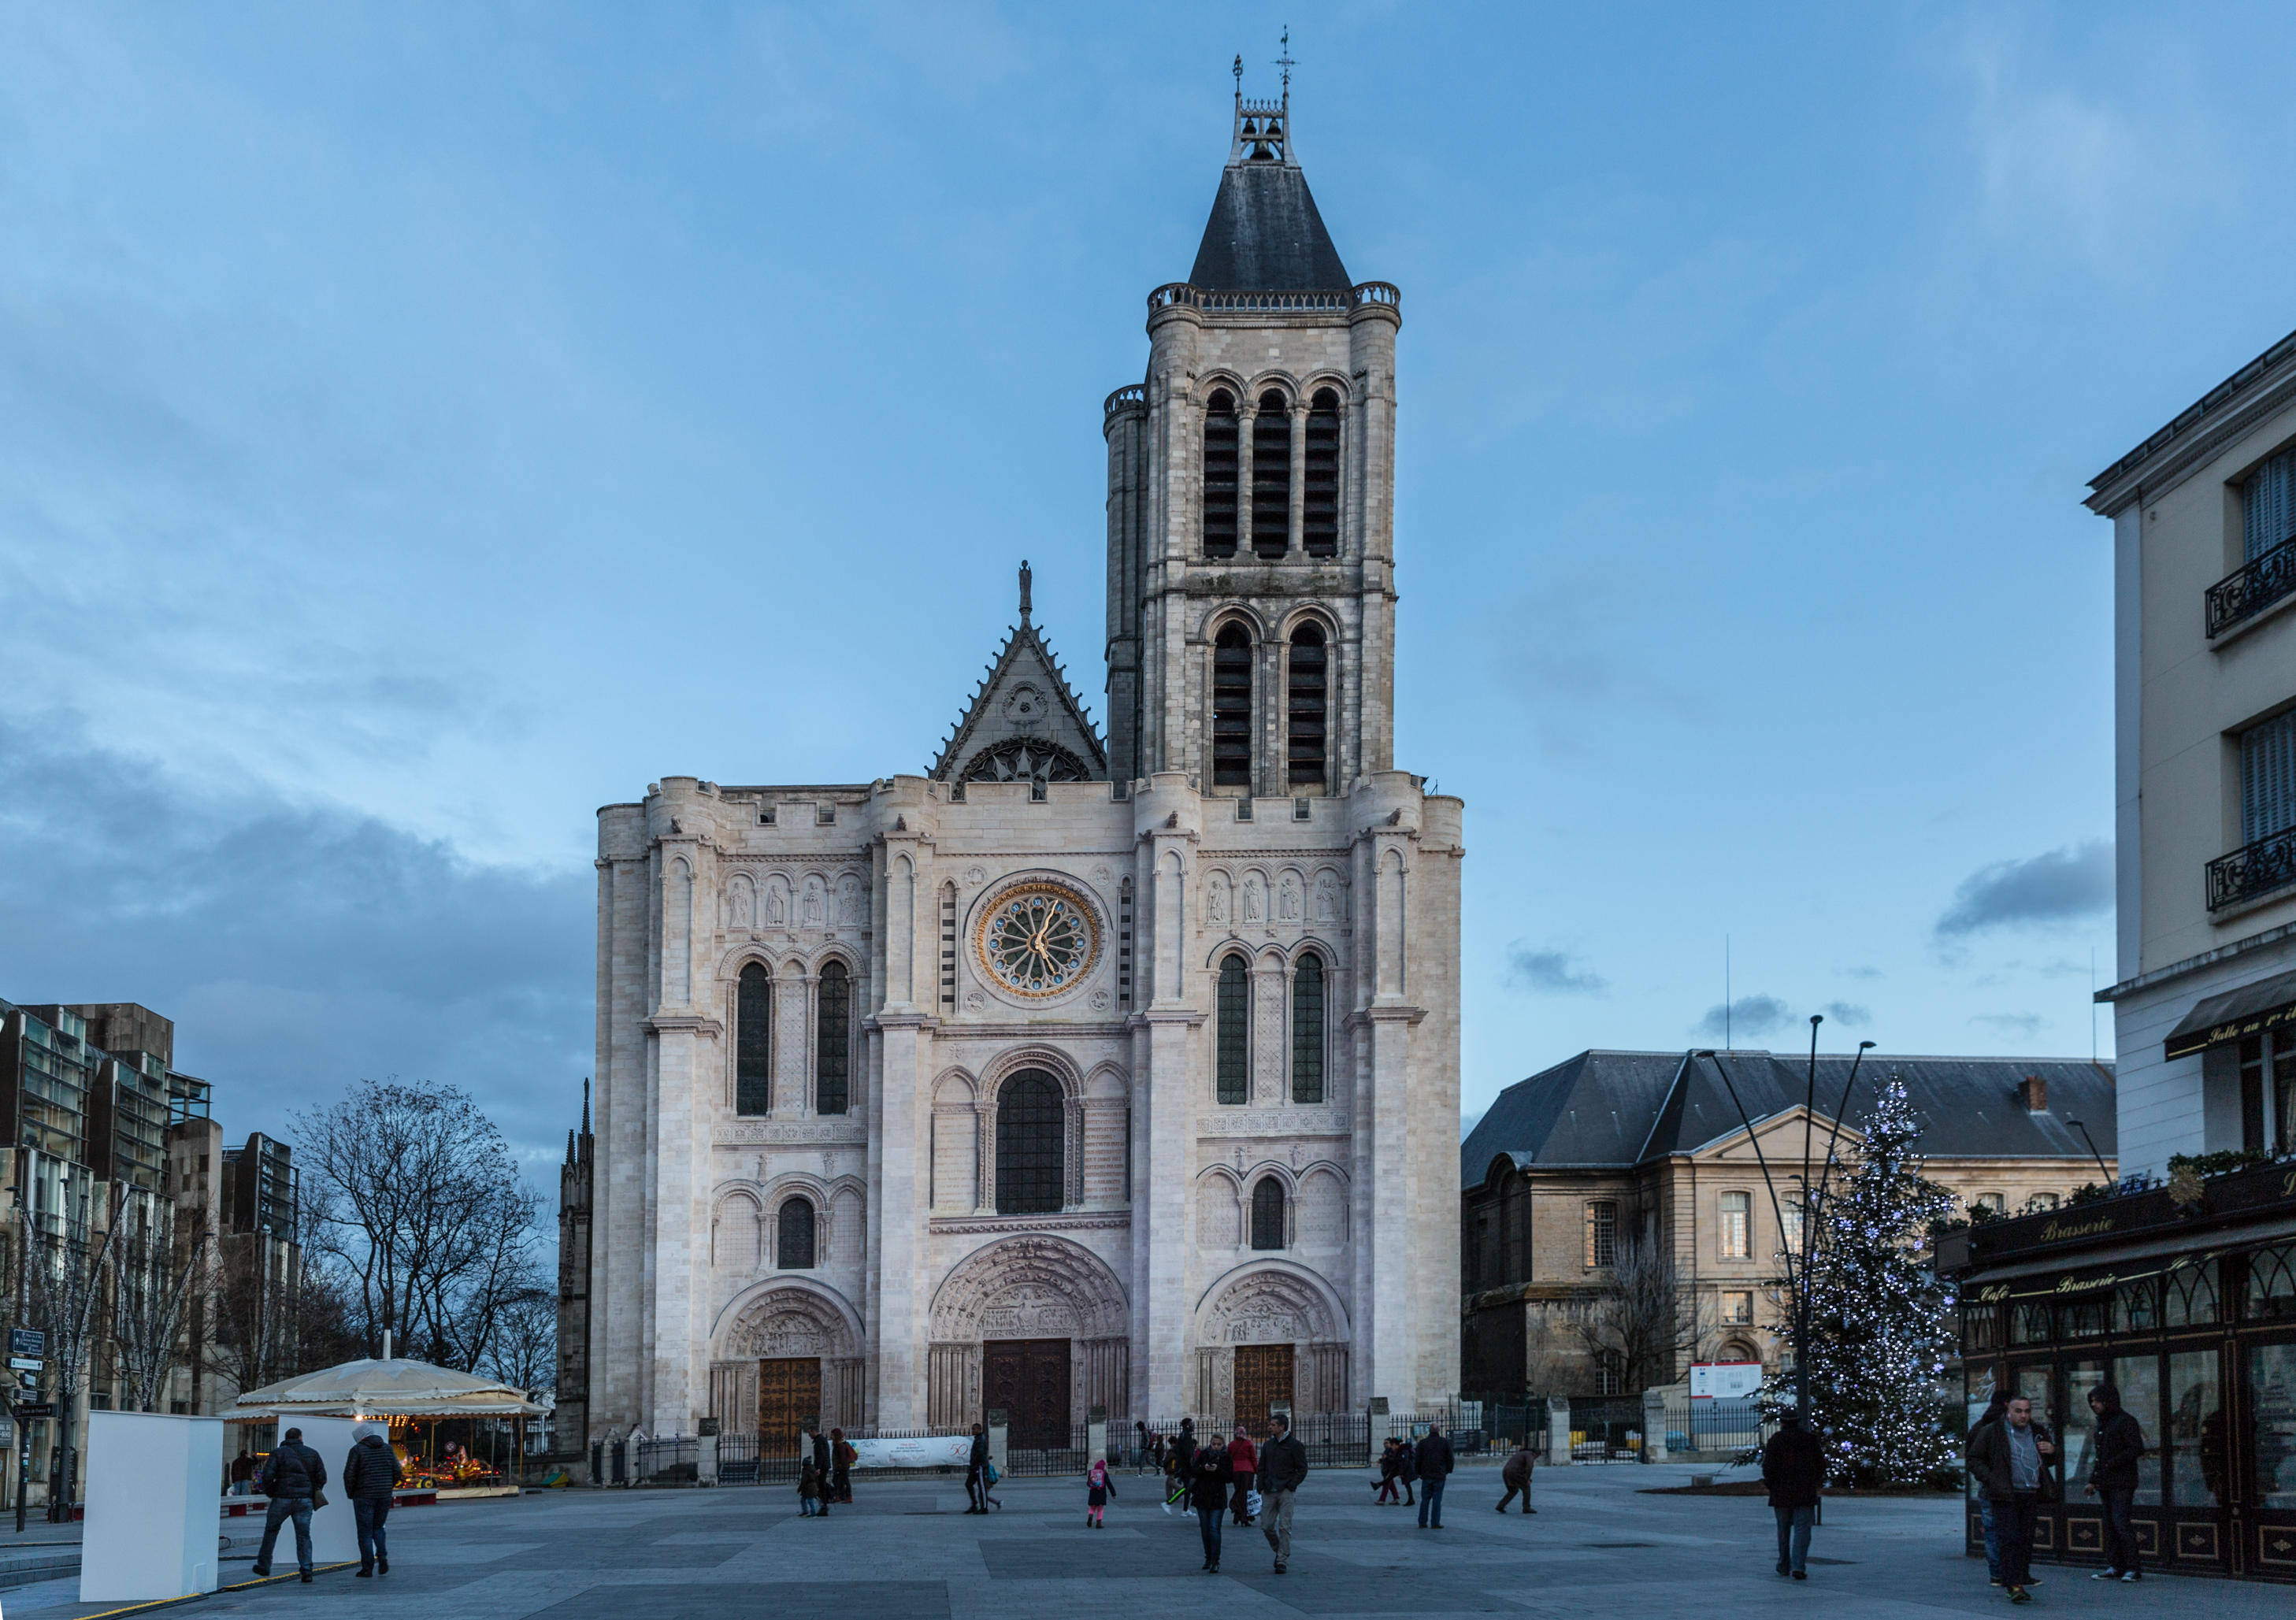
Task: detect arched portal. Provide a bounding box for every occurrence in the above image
[925,1236,1130,1443]
[707,1281,864,1452]
[1193,1259,1351,1436]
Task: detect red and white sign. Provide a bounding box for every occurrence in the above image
[1690,1361,1763,1399]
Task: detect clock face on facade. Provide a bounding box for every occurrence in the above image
[977,882,1100,998]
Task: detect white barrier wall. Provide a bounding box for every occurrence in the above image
[80,1411,224,1602]
[292,1418,364,1566]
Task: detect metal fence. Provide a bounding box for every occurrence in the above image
[1654,1395,1764,1458]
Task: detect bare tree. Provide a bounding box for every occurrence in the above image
[109,1195,207,1412]
[482,1285,557,1396]
[22,1186,122,1510]
[294,1080,541,1371]
[205,1233,299,1401]
[1571,1239,1709,1393]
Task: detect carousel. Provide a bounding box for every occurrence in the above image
[231,1348,545,1497]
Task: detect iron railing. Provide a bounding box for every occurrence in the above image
[2206,536,2296,638]
[2207,825,2296,910]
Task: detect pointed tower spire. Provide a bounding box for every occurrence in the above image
[581,1076,591,1136]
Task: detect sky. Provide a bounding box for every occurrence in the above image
[2,2,2286,1179]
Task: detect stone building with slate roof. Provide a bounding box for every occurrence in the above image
[584,85,1460,1456]
[1458,1049,2116,1396]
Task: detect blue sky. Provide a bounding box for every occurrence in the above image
[2,2,2283,1173]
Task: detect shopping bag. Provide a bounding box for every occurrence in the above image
[1244,1488,1263,1518]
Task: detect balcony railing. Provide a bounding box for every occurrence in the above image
[2205,534,2296,637]
[1146,281,1401,317]
[2207,825,2296,910]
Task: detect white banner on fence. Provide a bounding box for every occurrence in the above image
[847,1436,976,1470]
[1690,1361,1764,1399]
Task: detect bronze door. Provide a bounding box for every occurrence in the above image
[982,1338,1071,1449]
[1234,1344,1296,1438]
[758,1356,822,1459]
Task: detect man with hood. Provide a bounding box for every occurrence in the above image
[342,1422,403,1577]
[1761,1412,1824,1579]
[2083,1383,2146,1582]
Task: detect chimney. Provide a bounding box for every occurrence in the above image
[2019,1076,2047,1113]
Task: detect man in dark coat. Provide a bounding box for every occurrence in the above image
[1189,1429,1236,1574]
[343,1422,403,1577]
[808,1426,833,1517]
[1497,1439,1537,1514]
[1397,1430,1418,1504]
[1761,1414,1824,1577]
[2084,1384,2146,1582]
[1413,1421,1454,1529]
[1968,1395,2057,1602]
[965,1423,991,1514]
[251,1427,328,1581]
[1258,1412,1310,1574]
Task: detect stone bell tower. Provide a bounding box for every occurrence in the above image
[1103,83,1401,801]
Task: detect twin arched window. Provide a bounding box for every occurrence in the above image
[732,959,851,1118]
[1217,951,1326,1106]
[1251,1177,1287,1250]
[777,1197,816,1269]
[1214,621,1330,793]
[995,1070,1064,1214]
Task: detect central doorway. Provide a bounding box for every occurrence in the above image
[1233,1344,1296,1437]
[981,1337,1071,1450]
[757,1355,821,1459]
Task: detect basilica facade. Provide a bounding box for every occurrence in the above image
[583,91,1462,1451]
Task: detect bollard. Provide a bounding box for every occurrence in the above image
[1087,1405,1107,1466]
[1641,1390,1669,1463]
[1546,1396,1571,1466]
[987,1409,1009,1477]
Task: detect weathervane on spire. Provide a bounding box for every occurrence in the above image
[1274,26,1294,95]
[1232,54,1243,91]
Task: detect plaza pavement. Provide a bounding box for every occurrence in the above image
[17,1461,2290,1620]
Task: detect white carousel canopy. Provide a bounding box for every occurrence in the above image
[230,1355,544,1419]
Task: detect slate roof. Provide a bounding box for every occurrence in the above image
[1188,162,1352,291]
[1462,1050,2118,1189]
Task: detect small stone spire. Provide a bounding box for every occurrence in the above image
[1018,559,1033,625]
[580,1076,591,1136]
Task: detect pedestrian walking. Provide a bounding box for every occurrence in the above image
[1190,1429,1236,1574]
[1172,1418,1198,1476]
[1147,1429,1165,1476]
[1413,1421,1453,1529]
[343,1421,402,1577]
[1397,1432,1419,1505]
[2083,1384,2146,1583]
[250,1426,328,1583]
[1162,1447,1190,1515]
[1373,1437,1403,1504]
[1761,1413,1823,1578]
[965,1423,992,1514]
[1085,1451,1117,1527]
[1496,1438,1537,1514]
[1258,1411,1309,1575]
[229,1450,257,1497]
[1227,1429,1259,1525]
[830,1428,855,1505]
[799,1460,823,1516]
[1971,1391,2011,1583]
[1968,1394,2057,1603]
[807,1426,833,1517]
[1134,1421,1150,1472]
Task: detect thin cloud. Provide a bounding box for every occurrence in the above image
[1936,840,2113,936]
[1694,993,1794,1042]
[1506,943,1605,995]
[1972,1012,2045,1036]
[1819,1002,1871,1026]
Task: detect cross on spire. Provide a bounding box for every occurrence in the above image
[1274,25,1295,92]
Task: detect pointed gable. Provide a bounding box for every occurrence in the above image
[930,562,1108,785]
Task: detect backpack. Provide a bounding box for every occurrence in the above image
[834,1440,857,1468]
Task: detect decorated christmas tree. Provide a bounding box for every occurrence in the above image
[1759,1073,1961,1486]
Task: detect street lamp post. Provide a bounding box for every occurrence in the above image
[2063,1117,2112,1187]
[1694,1018,1875,1423]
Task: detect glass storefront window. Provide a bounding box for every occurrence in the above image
[2058,1359,2107,1485]
[2060,1296,2108,1340]
[2016,1364,2057,1479]
[2111,1277,2157,1336]
[2167,1349,2228,1507]
[2012,1302,2053,1345]
[2246,1244,2296,1325]
[2252,1342,2296,1509]
[2109,1353,2163,1503]
[2164,1259,2220,1328]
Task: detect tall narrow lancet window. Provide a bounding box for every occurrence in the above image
[1291,954,1325,1103]
[777,1197,816,1269]
[1251,1177,1286,1251]
[1212,625,1253,788]
[1304,389,1341,556]
[1252,390,1292,558]
[1288,626,1326,792]
[1216,955,1250,1103]
[815,961,849,1115]
[995,1070,1064,1214]
[1202,390,1240,558]
[736,962,773,1117]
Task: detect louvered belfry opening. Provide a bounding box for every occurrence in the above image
[1212,624,1253,787]
[1304,388,1341,556]
[1288,625,1326,791]
[1202,389,1240,557]
[1252,390,1292,558]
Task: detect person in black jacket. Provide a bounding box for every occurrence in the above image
[343,1423,403,1577]
[965,1424,992,1514]
[1413,1422,1454,1529]
[1257,1413,1309,1574]
[1190,1429,1236,1574]
[251,1427,328,1582]
[807,1426,833,1518]
[2084,1384,2146,1582]
[1968,1396,2057,1603]
[1761,1414,1824,1578]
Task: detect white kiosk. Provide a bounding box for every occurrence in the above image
[80,1411,225,1602]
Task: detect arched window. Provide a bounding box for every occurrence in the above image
[1304,388,1341,555]
[1288,626,1326,792]
[777,1197,816,1269]
[1202,389,1239,557]
[995,1070,1065,1214]
[1216,955,1250,1104]
[1251,1177,1286,1250]
[816,961,849,1115]
[1212,625,1252,788]
[1252,390,1291,558]
[1719,1190,1750,1259]
[1291,953,1324,1103]
[736,962,773,1117]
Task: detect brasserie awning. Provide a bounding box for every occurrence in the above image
[2163,966,2296,1058]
